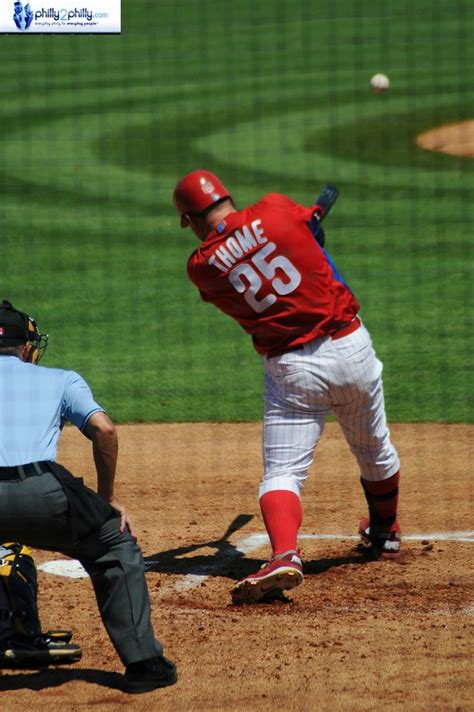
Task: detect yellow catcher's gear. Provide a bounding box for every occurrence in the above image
[0,542,41,641]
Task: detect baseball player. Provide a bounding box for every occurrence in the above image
[0,300,177,692]
[173,171,401,605]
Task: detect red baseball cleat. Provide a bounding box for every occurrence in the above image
[231,550,303,604]
[358,517,401,559]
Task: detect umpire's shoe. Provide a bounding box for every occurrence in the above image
[125,655,177,693]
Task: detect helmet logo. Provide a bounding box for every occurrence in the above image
[200,177,215,195]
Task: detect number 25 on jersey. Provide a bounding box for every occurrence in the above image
[228,242,301,313]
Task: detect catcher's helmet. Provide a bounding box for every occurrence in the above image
[173,170,231,227]
[0,300,48,363]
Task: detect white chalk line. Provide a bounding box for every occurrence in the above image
[38,530,474,583]
[172,530,474,592]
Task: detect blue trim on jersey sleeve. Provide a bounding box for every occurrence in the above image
[305,219,354,293]
[321,247,350,288]
[80,407,106,433]
[62,371,105,431]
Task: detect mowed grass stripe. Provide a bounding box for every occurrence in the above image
[0,0,472,422]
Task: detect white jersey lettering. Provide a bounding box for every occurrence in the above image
[252,219,267,244]
[208,220,269,273]
[208,255,228,272]
[228,243,301,313]
[214,245,237,269]
[235,225,257,251]
[226,237,244,259]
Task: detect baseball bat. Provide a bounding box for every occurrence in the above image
[313,185,339,223]
[220,513,254,540]
[309,185,339,247]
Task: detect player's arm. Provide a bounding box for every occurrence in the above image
[262,189,339,247]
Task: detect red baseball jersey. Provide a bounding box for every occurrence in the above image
[187,193,360,356]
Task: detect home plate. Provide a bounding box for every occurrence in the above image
[38,559,89,578]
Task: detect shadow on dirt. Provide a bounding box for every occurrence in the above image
[144,513,377,581]
[144,513,254,580]
[303,548,379,574]
[0,667,126,691]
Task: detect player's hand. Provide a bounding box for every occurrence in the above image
[109,498,137,538]
[314,185,339,217]
[309,219,325,247]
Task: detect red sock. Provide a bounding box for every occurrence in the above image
[361,471,400,529]
[260,490,302,556]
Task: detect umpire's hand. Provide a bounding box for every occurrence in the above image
[109,498,137,538]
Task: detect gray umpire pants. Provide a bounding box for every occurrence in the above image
[0,470,162,666]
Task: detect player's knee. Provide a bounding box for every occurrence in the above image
[259,471,306,498]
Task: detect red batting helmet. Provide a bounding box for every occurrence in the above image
[173,170,231,227]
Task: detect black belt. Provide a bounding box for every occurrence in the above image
[0,461,51,480]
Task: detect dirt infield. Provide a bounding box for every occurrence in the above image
[0,422,472,711]
[416,120,474,157]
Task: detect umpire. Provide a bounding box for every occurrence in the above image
[0,300,177,693]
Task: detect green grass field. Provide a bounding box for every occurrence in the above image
[1,0,473,422]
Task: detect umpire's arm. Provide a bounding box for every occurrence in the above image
[84,412,118,503]
[84,413,135,536]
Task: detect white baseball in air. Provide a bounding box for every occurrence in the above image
[370,73,390,93]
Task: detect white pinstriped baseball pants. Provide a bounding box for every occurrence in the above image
[260,323,400,498]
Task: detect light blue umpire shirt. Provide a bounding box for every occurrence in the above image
[0,355,104,466]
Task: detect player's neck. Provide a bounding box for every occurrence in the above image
[206,202,237,231]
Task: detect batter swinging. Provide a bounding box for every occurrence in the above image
[174,171,401,604]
